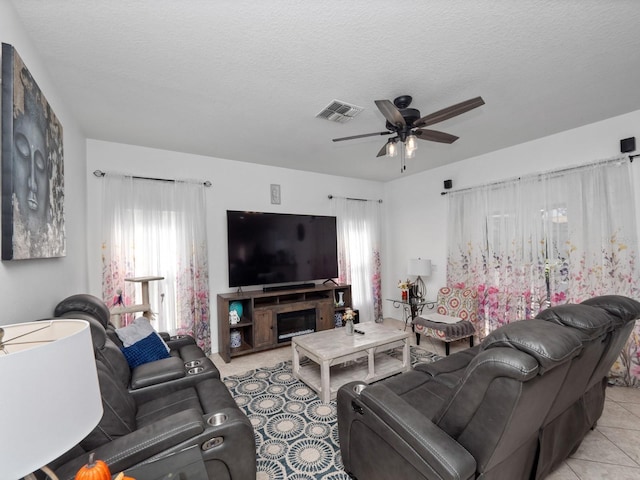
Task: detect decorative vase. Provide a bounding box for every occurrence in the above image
[229,301,243,320]
[230,329,242,348]
[401,289,408,301]
[336,291,345,307]
[345,318,354,335]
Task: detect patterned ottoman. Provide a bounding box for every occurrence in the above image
[413,315,475,355]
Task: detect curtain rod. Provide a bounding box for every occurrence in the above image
[328,194,382,203]
[440,154,631,196]
[93,169,212,187]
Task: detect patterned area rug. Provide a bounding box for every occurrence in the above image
[222,346,442,480]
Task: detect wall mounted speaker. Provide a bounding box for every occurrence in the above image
[444,179,452,189]
[621,137,636,153]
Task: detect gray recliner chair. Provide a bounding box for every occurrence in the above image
[533,295,640,478]
[54,294,220,401]
[337,295,640,480]
[82,314,219,402]
[54,293,208,363]
[48,356,256,480]
[46,295,256,480]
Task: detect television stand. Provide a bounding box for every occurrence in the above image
[323,278,339,286]
[217,284,352,363]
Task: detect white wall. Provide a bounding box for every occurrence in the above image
[86,139,384,352]
[382,109,640,319]
[0,2,88,325]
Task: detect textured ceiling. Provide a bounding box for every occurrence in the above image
[8,0,640,181]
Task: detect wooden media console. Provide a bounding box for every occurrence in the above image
[217,284,352,363]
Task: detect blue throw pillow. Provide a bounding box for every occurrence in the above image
[121,332,171,368]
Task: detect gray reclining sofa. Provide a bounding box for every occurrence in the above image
[337,295,640,480]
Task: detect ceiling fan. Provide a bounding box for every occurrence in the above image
[332,94,485,162]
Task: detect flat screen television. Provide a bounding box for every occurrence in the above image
[227,210,339,288]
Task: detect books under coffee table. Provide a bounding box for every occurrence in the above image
[291,322,411,403]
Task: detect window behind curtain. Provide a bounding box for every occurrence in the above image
[333,198,383,323]
[127,208,178,331]
[101,175,211,353]
[447,158,640,385]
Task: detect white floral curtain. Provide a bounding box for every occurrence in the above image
[447,177,549,337]
[332,197,383,323]
[101,174,211,353]
[447,158,640,385]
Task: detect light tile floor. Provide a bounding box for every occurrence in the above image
[210,318,640,479]
[546,387,640,480]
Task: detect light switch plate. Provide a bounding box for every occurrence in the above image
[270,184,281,204]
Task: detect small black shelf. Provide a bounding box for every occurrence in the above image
[306,291,332,301]
[279,293,305,304]
[254,297,279,307]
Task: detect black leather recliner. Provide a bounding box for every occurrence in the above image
[54,294,220,401]
[337,295,640,480]
[82,314,219,403]
[49,355,256,480]
[533,295,640,478]
[46,294,257,480]
[54,293,208,363]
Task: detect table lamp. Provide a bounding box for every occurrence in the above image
[408,258,432,299]
[0,319,103,480]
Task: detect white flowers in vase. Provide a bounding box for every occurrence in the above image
[398,279,414,300]
[343,308,357,322]
[343,308,357,335]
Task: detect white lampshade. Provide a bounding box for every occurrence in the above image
[408,258,432,277]
[0,320,103,480]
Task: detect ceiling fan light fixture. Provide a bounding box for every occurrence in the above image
[332,94,484,170]
[405,134,417,158]
[405,144,416,159]
[406,134,417,151]
[387,141,398,157]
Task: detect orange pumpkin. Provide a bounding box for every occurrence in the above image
[113,473,136,480]
[74,453,111,480]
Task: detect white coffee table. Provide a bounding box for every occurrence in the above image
[291,322,411,403]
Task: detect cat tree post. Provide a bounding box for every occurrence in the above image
[109,276,164,327]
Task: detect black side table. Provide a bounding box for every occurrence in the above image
[387,298,436,342]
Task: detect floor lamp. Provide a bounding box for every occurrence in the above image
[0,320,103,480]
[408,258,432,299]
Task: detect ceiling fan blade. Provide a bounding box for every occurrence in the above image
[413,96,485,128]
[374,99,406,128]
[376,141,389,157]
[332,131,391,142]
[414,129,459,144]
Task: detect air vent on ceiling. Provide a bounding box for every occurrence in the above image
[316,100,364,123]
